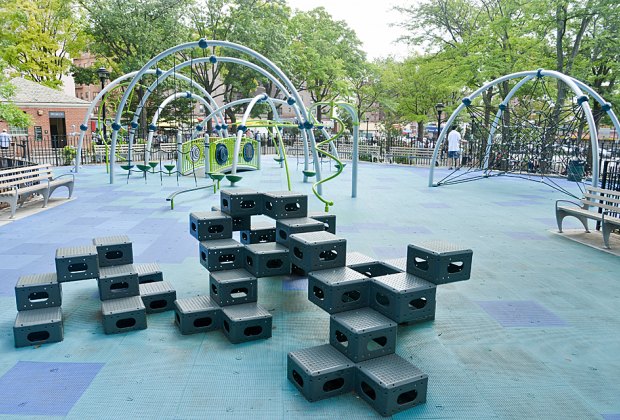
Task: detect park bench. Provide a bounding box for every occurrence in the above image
[556,186,620,248]
[93,144,147,163]
[0,164,74,218]
[385,147,435,165]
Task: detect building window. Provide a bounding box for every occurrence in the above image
[85,92,89,99]
[9,126,28,136]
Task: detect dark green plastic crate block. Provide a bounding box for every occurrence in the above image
[13,307,63,348]
[92,235,134,267]
[15,273,62,311]
[139,281,177,314]
[189,211,233,241]
[289,231,347,272]
[199,238,245,272]
[355,354,428,417]
[97,264,140,301]
[406,241,473,284]
[244,242,291,278]
[55,245,99,282]
[307,267,370,314]
[221,303,272,344]
[101,296,147,334]
[262,191,308,219]
[330,308,397,363]
[220,188,263,217]
[287,344,355,402]
[209,268,257,307]
[174,296,222,335]
[370,273,436,324]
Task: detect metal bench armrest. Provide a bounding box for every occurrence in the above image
[52,173,75,182]
[555,199,581,211]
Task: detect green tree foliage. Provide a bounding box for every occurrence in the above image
[0,61,32,128]
[288,7,365,121]
[0,0,86,88]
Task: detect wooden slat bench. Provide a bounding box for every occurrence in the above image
[556,186,620,248]
[0,164,74,218]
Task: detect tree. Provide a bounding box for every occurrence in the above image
[0,0,87,88]
[348,61,382,123]
[78,0,194,136]
[288,7,365,121]
[0,61,32,128]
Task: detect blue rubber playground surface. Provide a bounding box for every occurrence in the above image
[0,157,618,419]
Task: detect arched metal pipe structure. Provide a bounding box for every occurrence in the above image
[428,69,611,188]
[75,69,216,172]
[108,39,323,195]
[145,91,215,159]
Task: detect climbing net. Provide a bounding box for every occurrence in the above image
[435,76,603,197]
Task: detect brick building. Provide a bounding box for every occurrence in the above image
[0,77,92,149]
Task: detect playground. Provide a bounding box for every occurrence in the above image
[0,154,619,418]
[1,37,619,419]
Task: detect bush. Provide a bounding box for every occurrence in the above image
[62,145,77,165]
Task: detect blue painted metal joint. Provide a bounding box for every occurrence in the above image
[602,102,612,112]
[238,125,247,132]
[198,38,209,49]
[156,68,163,76]
[577,95,589,105]
[498,104,507,111]
[303,121,313,130]
[462,98,472,106]
[80,124,88,131]
[196,125,203,132]
[131,122,139,129]
[287,97,296,105]
[209,55,217,64]
[185,91,192,99]
[215,125,222,130]
[148,124,157,132]
[111,123,122,131]
[222,124,228,130]
[536,68,544,78]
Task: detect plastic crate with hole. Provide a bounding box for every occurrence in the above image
[289,231,347,272]
[244,242,291,277]
[308,211,337,234]
[15,273,62,311]
[287,344,355,402]
[189,211,233,241]
[262,191,308,219]
[101,296,147,335]
[307,267,370,314]
[221,303,272,344]
[276,217,325,248]
[198,238,245,272]
[92,235,134,267]
[220,188,263,217]
[55,245,99,282]
[370,273,436,324]
[406,241,472,284]
[348,260,403,279]
[139,281,176,314]
[209,269,257,306]
[355,354,428,417]
[239,221,276,245]
[134,262,164,284]
[13,307,63,348]
[174,295,222,335]
[97,264,140,301]
[329,308,397,363]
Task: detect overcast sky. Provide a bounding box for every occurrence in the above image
[286,0,414,60]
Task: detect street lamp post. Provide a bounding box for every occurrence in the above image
[435,103,445,141]
[97,67,110,144]
[365,118,369,141]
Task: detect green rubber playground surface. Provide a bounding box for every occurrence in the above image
[0,157,618,419]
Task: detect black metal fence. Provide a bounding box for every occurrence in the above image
[2,134,619,184]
